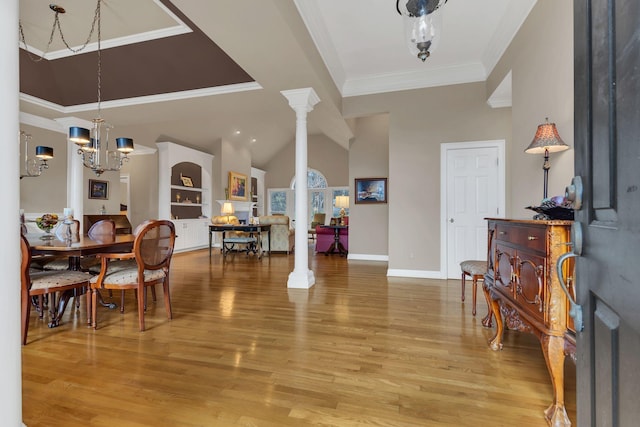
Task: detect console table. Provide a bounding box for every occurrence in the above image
[483,218,576,427]
[209,223,271,258]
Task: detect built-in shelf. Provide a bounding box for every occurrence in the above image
[157,141,214,253]
[171,185,206,192]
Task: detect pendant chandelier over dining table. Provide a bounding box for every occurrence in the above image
[20,1,134,176]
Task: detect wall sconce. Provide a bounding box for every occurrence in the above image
[525,118,570,199]
[20,131,54,179]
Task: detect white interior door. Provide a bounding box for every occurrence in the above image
[442,141,504,278]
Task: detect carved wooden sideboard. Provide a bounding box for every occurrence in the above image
[482,218,576,427]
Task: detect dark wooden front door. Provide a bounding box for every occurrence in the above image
[574,1,640,425]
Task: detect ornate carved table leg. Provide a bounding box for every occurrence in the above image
[541,334,571,427]
[488,297,504,351]
[481,281,494,327]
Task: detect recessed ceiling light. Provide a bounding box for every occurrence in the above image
[234,130,241,135]
[250,138,257,143]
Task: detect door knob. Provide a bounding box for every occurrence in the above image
[449,218,454,223]
[565,176,583,210]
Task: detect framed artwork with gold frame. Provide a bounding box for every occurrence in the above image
[229,171,248,201]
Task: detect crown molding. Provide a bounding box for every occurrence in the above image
[481,0,537,75]
[293,0,346,93]
[342,62,486,97]
[19,112,65,133]
[487,70,512,108]
[20,82,262,114]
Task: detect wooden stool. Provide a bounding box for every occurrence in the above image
[460,260,487,315]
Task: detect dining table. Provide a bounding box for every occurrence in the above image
[27,232,135,327]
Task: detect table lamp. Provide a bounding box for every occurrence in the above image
[525,118,570,199]
[335,196,349,226]
[221,202,234,224]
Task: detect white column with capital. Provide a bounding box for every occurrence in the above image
[55,117,92,230]
[2,1,25,424]
[281,88,320,289]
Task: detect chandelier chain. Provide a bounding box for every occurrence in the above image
[96,0,102,118]
[18,1,102,61]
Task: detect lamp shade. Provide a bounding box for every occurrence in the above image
[335,196,350,209]
[221,202,234,215]
[35,146,54,160]
[116,137,134,153]
[69,126,91,145]
[525,120,570,154]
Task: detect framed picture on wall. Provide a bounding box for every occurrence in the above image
[229,171,248,201]
[355,177,387,204]
[89,179,109,200]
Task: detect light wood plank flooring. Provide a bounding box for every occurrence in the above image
[22,246,576,426]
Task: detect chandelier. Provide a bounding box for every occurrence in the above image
[20,1,134,176]
[19,131,54,179]
[396,0,448,61]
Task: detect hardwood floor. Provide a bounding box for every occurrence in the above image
[22,245,576,426]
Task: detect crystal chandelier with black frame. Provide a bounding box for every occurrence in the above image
[19,1,134,176]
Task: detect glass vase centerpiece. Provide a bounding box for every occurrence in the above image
[36,213,58,239]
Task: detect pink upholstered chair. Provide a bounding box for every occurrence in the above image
[315,224,348,254]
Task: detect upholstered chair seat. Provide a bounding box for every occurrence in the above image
[21,234,91,344]
[460,260,487,316]
[89,220,175,331]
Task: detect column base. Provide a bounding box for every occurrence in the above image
[287,269,315,289]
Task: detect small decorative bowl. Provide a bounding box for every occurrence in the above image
[36,214,59,237]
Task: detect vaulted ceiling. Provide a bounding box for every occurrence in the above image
[18,0,535,168]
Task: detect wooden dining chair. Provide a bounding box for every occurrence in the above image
[89,220,176,331]
[82,219,118,272]
[20,234,91,345]
[83,219,139,309]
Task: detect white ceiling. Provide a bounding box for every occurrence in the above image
[295,0,535,97]
[19,0,536,167]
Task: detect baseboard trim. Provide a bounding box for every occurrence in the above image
[347,254,389,262]
[386,269,444,279]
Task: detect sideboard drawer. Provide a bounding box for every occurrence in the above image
[496,223,546,252]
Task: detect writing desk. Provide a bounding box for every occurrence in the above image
[208,224,271,258]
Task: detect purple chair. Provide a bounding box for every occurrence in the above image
[315,224,348,254]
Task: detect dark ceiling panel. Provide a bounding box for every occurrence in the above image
[19,0,254,107]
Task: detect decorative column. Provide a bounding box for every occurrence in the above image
[2,1,25,424]
[281,88,320,289]
[55,117,92,230]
